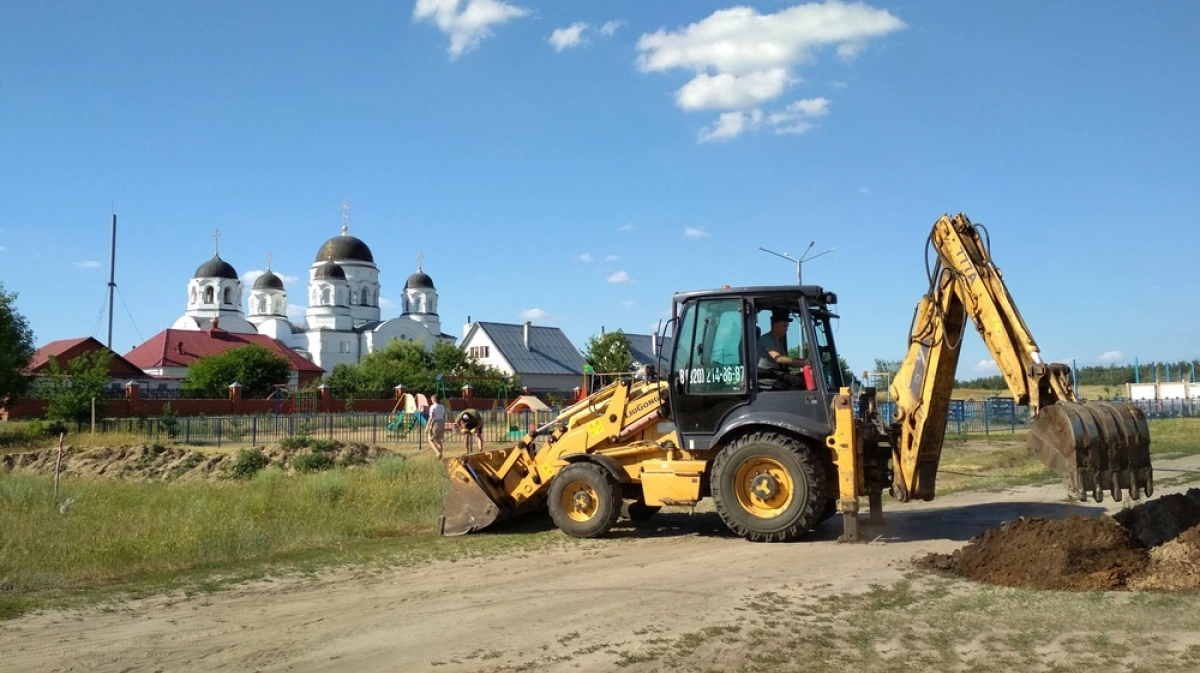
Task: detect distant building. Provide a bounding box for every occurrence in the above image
[125,325,324,387]
[164,222,454,372]
[623,332,673,372]
[460,320,586,393]
[26,337,149,395]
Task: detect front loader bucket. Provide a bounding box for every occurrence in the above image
[1028,401,1153,502]
[439,456,508,535]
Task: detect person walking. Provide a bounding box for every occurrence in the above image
[426,394,447,459]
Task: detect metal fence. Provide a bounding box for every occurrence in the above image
[99,408,563,448]
[876,397,1198,435]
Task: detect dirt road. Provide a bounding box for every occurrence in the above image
[5,456,1200,673]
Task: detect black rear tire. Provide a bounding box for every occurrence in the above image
[711,431,827,542]
[548,463,622,538]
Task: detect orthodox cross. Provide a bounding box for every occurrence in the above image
[341,199,351,234]
[417,252,423,271]
[266,253,273,271]
[213,228,220,255]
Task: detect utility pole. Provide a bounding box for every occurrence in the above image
[107,213,117,349]
[758,241,837,285]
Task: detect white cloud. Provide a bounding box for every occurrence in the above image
[608,271,631,284]
[636,3,904,141]
[621,300,636,308]
[600,20,625,37]
[973,359,999,373]
[578,253,594,263]
[550,22,588,52]
[684,227,710,238]
[858,187,870,194]
[520,308,549,320]
[379,297,398,309]
[413,0,530,60]
[74,260,102,269]
[618,223,636,231]
[286,305,307,319]
[605,255,619,262]
[698,110,762,142]
[1097,350,1124,364]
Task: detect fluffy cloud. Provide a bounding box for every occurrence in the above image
[413,0,529,60]
[600,20,626,36]
[618,223,636,232]
[520,308,549,320]
[608,271,631,284]
[550,22,588,51]
[74,260,102,269]
[379,297,398,309]
[684,227,710,238]
[973,359,999,373]
[578,253,594,263]
[636,2,903,141]
[620,300,636,308]
[241,269,300,286]
[605,255,619,262]
[1097,350,1124,364]
[286,305,307,319]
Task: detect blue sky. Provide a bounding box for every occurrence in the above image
[2,1,1197,380]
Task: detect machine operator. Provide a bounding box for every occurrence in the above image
[757,308,808,390]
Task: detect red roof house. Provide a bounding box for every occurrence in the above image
[125,325,324,386]
[27,337,148,380]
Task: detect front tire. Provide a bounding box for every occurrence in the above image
[711,431,827,542]
[548,463,622,538]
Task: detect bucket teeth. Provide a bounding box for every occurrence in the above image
[439,456,507,535]
[1028,401,1152,502]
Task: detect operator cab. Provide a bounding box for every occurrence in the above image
[668,285,844,451]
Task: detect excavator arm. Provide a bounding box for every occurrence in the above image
[890,214,1153,502]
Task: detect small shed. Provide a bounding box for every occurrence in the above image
[506,395,549,414]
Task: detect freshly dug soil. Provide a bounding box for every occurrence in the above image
[0,442,400,480]
[916,516,1146,590]
[920,489,1200,592]
[1112,492,1200,548]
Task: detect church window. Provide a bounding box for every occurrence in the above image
[363,289,371,305]
[350,290,358,305]
[258,297,268,314]
[340,341,350,353]
[204,287,214,304]
[321,287,331,305]
[189,287,197,305]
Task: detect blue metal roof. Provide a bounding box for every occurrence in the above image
[472,322,586,375]
[624,333,673,368]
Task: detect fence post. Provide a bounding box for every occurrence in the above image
[185,417,191,444]
[984,402,990,435]
[1009,399,1015,434]
[217,417,223,448]
[372,413,378,445]
[252,416,257,446]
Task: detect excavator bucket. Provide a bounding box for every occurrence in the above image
[438,447,545,535]
[1028,401,1153,502]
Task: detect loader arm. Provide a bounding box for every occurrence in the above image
[890,214,1152,502]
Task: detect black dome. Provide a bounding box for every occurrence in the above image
[315,229,374,264]
[406,271,435,289]
[313,261,346,280]
[194,254,237,280]
[253,270,285,290]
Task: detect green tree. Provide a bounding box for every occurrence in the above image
[328,340,515,399]
[182,345,291,399]
[583,330,634,374]
[43,350,113,427]
[0,284,35,405]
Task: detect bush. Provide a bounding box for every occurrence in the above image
[279,435,310,450]
[310,438,339,453]
[228,449,270,479]
[291,450,334,473]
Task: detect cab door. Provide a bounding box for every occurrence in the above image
[669,297,750,449]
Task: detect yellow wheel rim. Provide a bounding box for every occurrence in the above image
[560,481,600,523]
[733,457,795,518]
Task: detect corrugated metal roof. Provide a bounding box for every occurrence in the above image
[624,333,673,368]
[472,322,585,375]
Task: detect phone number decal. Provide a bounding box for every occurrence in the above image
[680,366,745,386]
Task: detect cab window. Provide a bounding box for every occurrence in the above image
[676,298,746,395]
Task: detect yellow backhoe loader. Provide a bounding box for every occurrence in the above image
[440,213,1153,542]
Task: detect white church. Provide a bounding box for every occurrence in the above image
[170,225,453,372]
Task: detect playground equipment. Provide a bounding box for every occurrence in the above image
[386,393,426,438]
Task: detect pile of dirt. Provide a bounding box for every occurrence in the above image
[919,488,1200,592]
[0,442,401,480]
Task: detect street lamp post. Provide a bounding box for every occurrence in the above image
[758,241,837,285]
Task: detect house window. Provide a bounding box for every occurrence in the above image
[469,346,489,359]
[340,341,350,353]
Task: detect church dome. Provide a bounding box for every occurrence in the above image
[194,254,237,280]
[315,227,374,264]
[253,270,285,290]
[313,261,347,280]
[405,270,435,289]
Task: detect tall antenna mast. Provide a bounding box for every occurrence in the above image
[107,213,117,349]
[758,241,837,284]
